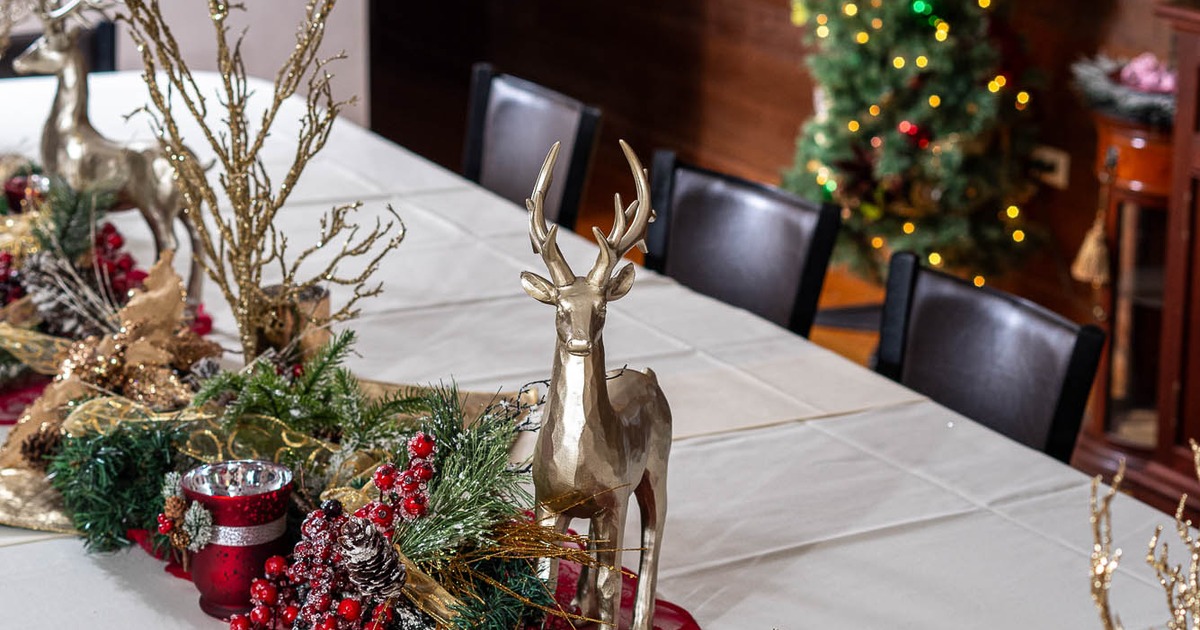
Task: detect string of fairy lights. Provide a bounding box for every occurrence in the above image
[792,0,1033,286]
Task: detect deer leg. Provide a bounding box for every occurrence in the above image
[574,527,597,618]
[134,203,169,262]
[632,470,666,630]
[535,504,570,592]
[590,504,627,628]
[178,209,204,307]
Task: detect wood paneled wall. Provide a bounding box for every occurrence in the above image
[370,0,1169,322]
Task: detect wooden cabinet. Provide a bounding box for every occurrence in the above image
[1075,2,1200,516]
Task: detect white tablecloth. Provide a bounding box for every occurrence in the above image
[0,72,1178,628]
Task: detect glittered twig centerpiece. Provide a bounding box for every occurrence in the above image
[119,0,404,361]
[1089,443,1200,629]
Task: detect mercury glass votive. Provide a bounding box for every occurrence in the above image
[181,460,293,619]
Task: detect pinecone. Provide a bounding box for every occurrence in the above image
[338,517,407,599]
[20,252,108,338]
[164,496,187,520]
[169,527,190,551]
[19,425,62,472]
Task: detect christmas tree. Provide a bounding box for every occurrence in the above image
[783,0,1038,284]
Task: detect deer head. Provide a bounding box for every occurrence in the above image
[522,140,655,356]
[12,0,88,75]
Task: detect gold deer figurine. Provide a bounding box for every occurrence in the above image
[14,0,203,304]
[523,140,672,629]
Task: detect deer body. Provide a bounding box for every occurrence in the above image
[524,141,671,629]
[13,3,203,303]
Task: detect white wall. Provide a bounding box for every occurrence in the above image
[114,2,369,127]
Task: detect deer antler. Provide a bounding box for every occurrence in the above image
[528,142,576,287]
[35,0,85,21]
[586,140,654,287]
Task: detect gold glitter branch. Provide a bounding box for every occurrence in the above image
[1089,444,1200,630]
[1089,462,1124,630]
[118,0,404,361]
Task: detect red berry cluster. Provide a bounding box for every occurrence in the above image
[190,303,214,336]
[275,362,306,380]
[354,433,438,534]
[94,223,148,300]
[3,175,40,212]
[155,512,174,535]
[230,500,400,630]
[0,252,25,305]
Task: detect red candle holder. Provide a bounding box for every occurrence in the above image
[181,460,293,620]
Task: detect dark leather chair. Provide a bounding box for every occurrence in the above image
[462,63,600,231]
[0,21,115,79]
[646,150,841,338]
[876,251,1106,463]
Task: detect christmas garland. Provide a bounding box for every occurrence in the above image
[35,325,594,629]
[1072,55,1176,129]
[46,422,191,551]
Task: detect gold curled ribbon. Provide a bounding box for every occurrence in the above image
[0,322,73,375]
[60,396,340,472]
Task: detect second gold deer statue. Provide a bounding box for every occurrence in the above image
[13,0,203,303]
[523,140,672,629]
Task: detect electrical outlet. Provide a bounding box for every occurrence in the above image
[1031,145,1070,190]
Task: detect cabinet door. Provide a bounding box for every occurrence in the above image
[1159,30,1200,471]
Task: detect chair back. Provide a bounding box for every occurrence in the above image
[646,150,840,337]
[462,63,600,230]
[877,252,1105,463]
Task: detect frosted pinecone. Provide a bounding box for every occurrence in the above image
[338,516,407,599]
[392,601,435,630]
[21,252,106,338]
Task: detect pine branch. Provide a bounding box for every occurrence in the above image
[190,333,424,450]
[34,178,115,263]
[396,385,530,563]
[299,329,355,396]
[46,423,191,552]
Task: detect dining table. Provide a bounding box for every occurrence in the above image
[0,71,1181,629]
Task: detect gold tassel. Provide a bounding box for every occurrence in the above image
[1071,214,1110,286]
[1072,147,1118,288]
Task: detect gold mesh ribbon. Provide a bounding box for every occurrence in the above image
[60,397,342,471]
[0,322,72,375]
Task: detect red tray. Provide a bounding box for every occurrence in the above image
[0,376,50,425]
[543,559,700,630]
